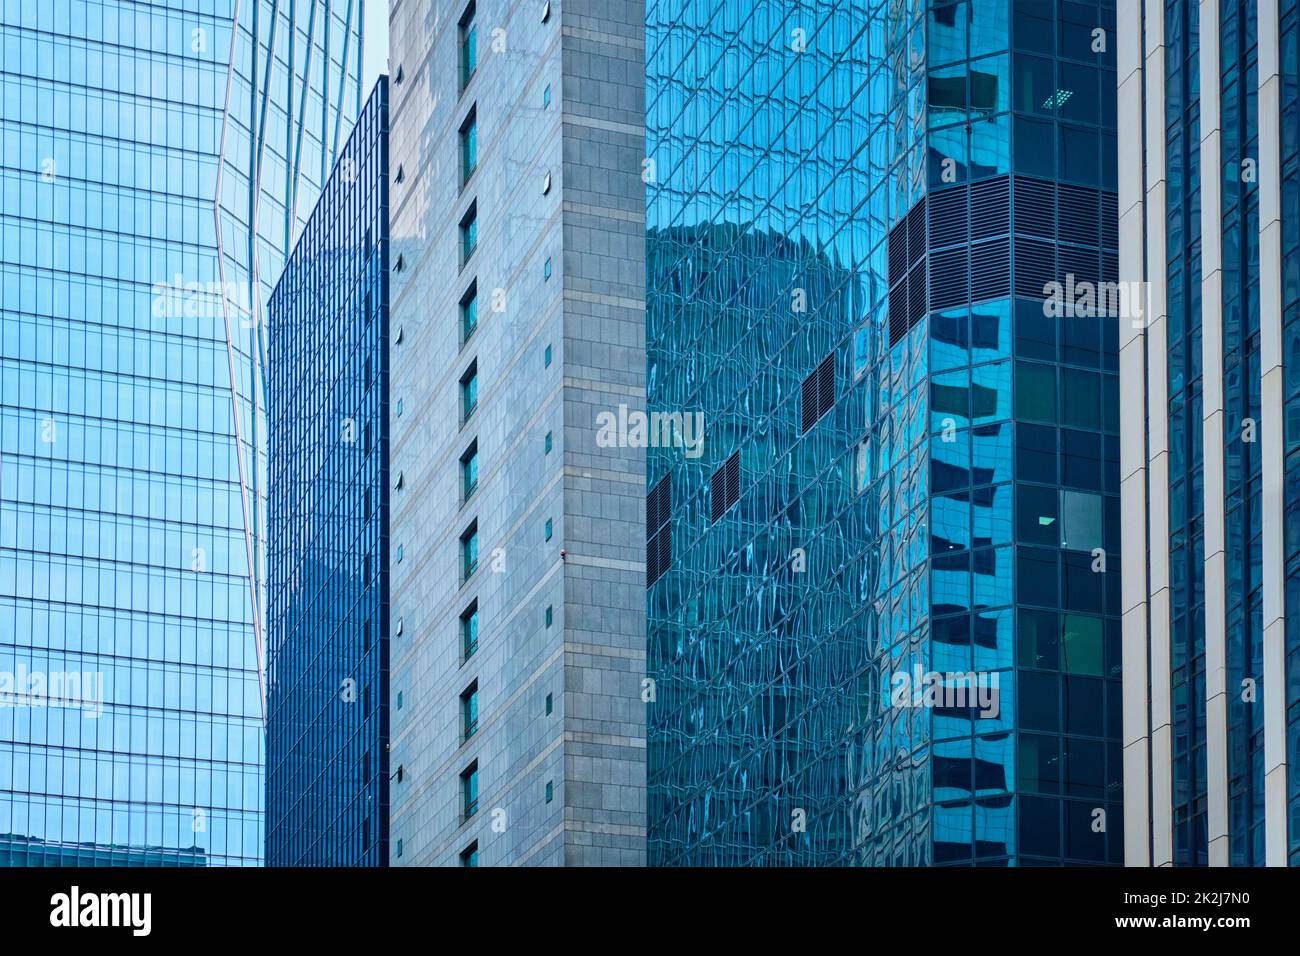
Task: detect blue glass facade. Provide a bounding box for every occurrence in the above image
[1163,0,1209,865]
[0,1,360,865]
[647,0,1120,866]
[266,77,388,868]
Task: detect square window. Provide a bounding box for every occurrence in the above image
[1060,488,1103,552]
[459,841,478,867]
[1061,614,1104,676]
[1015,361,1056,423]
[1016,483,1059,545]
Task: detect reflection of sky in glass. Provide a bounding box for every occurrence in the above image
[0,1,359,866]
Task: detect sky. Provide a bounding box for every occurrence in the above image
[362,0,390,101]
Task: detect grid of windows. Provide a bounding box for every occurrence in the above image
[0,0,360,867]
[1217,0,1266,865]
[266,80,389,867]
[1164,0,1209,865]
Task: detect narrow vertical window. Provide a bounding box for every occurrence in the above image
[461,441,479,501]
[460,203,478,263]
[461,522,479,580]
[461,361,478,422]
[461,601,479,659]
[460,762,479,820]
[460,110,477,183]
[461,282,478,341]
[459,4,477,90]
[461,681,479,741]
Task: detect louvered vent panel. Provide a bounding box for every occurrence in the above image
[801,368,820,433]
[1057,183,1100,247]
[1013,238,1056,298]
[928,185,968,249]
[970,238,1011,301]
[908,259,928,326]
[889,283,909,347]
[888,217,909,288]
[710,465,728,522]
[1058,245,1101,288]
[929,247,969,310]
[816,355,835,420]
[1101,194,1119,248]
[1013,176,1056,238]
[969,176,1010,240]
[907,199,928,264]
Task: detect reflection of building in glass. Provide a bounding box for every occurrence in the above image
[266,79,390,867]
[1120,0,1300,867]
[0,1,361,866]
[647,0,1121,866]
[0,833,206,867]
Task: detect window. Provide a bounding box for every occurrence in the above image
[544,692,553,715]
[459,5,477,90]
[801,354,836,432]
[544,430,552,454]
[1059,489,1103,552]
[545,781,553,803]
[543,83,551,108]
[544,605,553,628]
[544,518,553,541]
[544,343,552,367]
[396,839,403,858]
[460,203,478,263]
[461,681,479,741]
[460,111,477,183]
[461,522,479,580]
[461,361,478,422]
[710,452,741,522]
[461,601,479,659]
[543,257,552,280]
[461,282,478,341]
[460,762,479,820]
[459,841,478,867]
[461,441,479,501]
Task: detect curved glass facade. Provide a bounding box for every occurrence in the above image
[647,0,1120,866]
[0,0,360,865]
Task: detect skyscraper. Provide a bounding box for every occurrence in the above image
[266,77,389,867]
[384,0,647,866]
[647,0,1122,865]
[1119,0,1299,867]
[0,1,361,865]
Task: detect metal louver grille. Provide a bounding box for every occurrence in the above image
[646,475,672,586]
[711,452,740,523]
